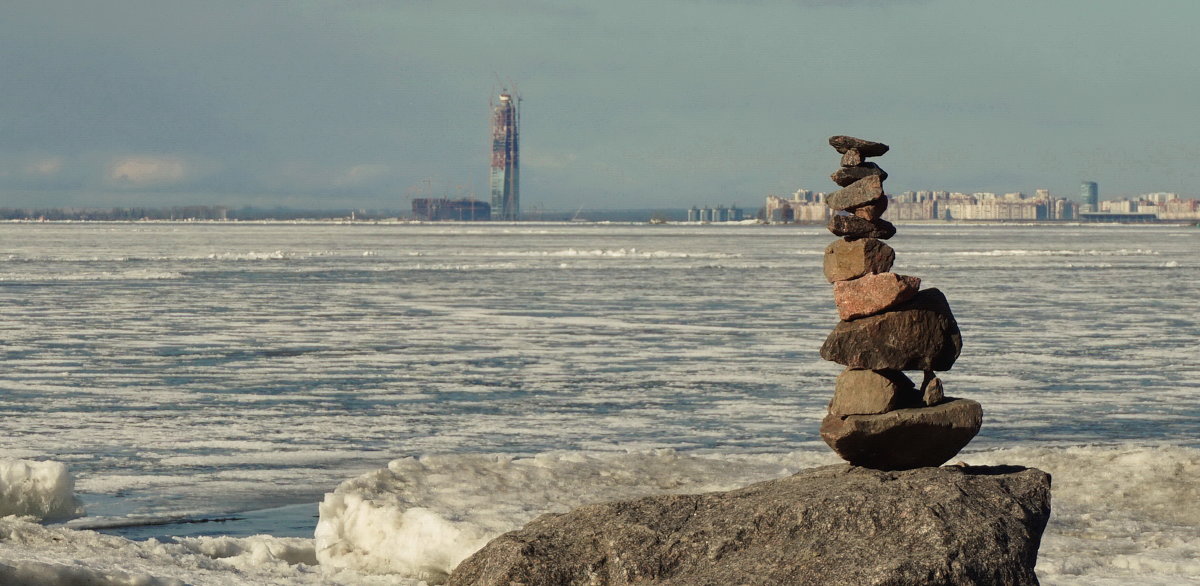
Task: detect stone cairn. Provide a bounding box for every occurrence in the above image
[818,135,983,470]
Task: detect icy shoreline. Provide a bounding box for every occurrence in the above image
[3,444,1198,585]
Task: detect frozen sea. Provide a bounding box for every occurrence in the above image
[1,221,1198,584]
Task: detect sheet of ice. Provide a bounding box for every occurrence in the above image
[0,517,413,585]
[311,445,1200,585]
[314,449,830,582]
[0,222,1197,583]
[965,444,1200,586]
[0,459,83,522]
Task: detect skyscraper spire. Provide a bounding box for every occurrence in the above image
[490,90,520,221]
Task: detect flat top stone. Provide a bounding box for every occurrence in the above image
[829,135,890,157]
[448,461,1050,586]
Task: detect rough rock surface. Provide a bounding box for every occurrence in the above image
[852,195,888,221]
[831,162,888,187]
[823,238,895,282]
[825,175,884,211]
[832,271,920,320]
[829,368,916,416]
[840,148,863,167]
[828,214,897,240]
[447,464,1049,586]
[820,398,983,470]
[829,135,890,157]
[923,376,945,406]
[821,288,962,370]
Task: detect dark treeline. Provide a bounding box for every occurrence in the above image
[0,206,404,221]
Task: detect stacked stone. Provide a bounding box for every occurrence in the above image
[817,135,983,470]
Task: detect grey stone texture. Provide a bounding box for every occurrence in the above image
[447,463,1049,586]
[831,162,888,187]
[824,175,885,211]
[820,288,962,371]
[829,368,917,416]
[820,398,983,470]
[822,238,895,283]
[828,214,897,241]
[828,135,891,158]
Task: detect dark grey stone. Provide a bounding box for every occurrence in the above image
[447,463,1050,586]
[829,135,891,158]
[820,288,962,371]
[820,397,982,470]
[828,214,897,240]
[831,162,888,187]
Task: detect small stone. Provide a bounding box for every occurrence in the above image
[832,272,921,320]
[831,163,888,187]
[819,397,983,470]
[829,135,890,158]
[828,215,896,241]
[829,369,915,416]
[923,376,945,406]
[820,288,962,371]
[825,175,884,211]
[852,196,888,221]
[823,238,895,282]
[840,148,863,167]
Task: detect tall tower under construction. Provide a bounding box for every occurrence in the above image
[490,91,520,221]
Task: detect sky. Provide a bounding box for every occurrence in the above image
[3,0,1198,211]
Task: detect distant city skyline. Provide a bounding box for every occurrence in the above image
[3,1,1199,211]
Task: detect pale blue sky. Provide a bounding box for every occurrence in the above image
[2,0,1197,210]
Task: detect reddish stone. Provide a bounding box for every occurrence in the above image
[832,272,921,321]
[823,238,895,283]
[840,148,864,167]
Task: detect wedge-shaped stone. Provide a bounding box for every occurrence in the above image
[823,238,895,283]
[831,163,888,187]
[820,397,982,470]
[852,195,888,221]
[829,369,916,416]
[829,135,890,157]
[828,215,896,241]
[821,288,961,371]
[840,148,864,167]
[825,175,884,211]
[833,272,921,320]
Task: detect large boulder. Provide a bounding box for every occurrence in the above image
[447,464,1050,586]
[823,238,895,283]
[821,288,962,371]
[820,397,983,470]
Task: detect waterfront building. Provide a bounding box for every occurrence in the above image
[490,91,520,220]
[1081,181,1099,212]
